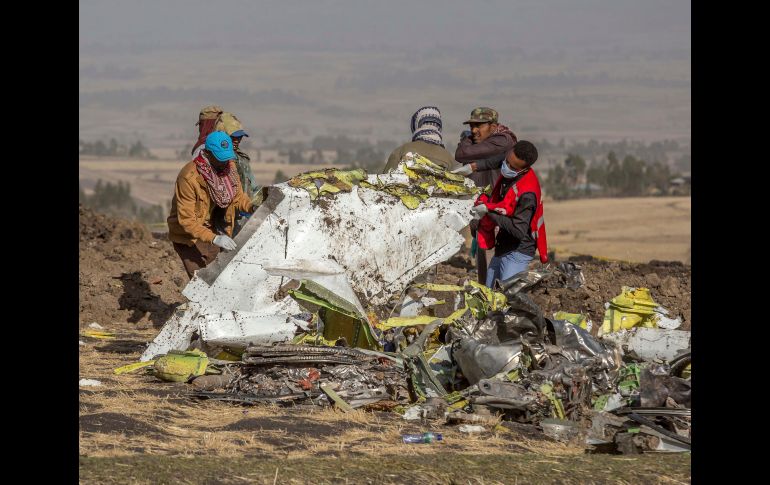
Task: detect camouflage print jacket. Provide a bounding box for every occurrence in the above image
[234,150,259,200]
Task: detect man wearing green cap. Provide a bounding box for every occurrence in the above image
[216,112,261,236]
[453,107,518,189]
[452,107,518,284]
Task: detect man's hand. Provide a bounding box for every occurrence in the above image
[213,235,238,251]
[460,130,472,141]
[451,164,474,176]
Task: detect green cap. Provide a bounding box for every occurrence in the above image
[463,107,498,124]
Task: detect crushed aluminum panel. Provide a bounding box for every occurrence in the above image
[146,175,475,357]
[453,338,523,385]
[198,312,308,347]
[140,304,200,361]
[601,327,690,362]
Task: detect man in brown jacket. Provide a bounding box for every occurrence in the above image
[452,107,517,285]
[453,107,517,189]
[168,131,254,278]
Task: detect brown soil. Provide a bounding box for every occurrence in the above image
[530,256,692,331]
[79,204,187,329]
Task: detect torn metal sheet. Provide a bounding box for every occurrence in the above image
[555,262,585,290]
[600,327,691,362]
[547,318,616,365]
[143,168,475,360]
[541,418,580,442]
[452,338,523,385]
[639,366,691,408]
[497,269,549,296]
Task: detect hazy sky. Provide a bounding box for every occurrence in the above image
[80,0,690,54]
[80,1,691,147]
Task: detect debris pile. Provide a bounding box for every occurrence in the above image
[131,154,690,454]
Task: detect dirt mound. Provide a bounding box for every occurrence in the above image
[79,205,187,329]
[79,205,149,243]
[529,256,691,331]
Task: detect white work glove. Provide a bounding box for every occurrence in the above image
[470,204,488,220]
[451,164,474,176]
[212,235,238,251]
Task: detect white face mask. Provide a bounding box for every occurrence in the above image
[500,161,522,179]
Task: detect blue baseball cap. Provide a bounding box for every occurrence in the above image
[204,131,236,162]
[230,130,249,138]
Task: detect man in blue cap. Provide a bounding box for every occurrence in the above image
[167,131,255,278]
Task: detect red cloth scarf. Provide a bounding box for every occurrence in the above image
[191,119,219,155]
[194,154,236,208]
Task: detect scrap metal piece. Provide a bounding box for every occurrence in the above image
[540,418,580,442]
[615,407,691,417]
[601,327,691,362]
[669,351,692,379]
[153,349,209,383]
[626,412,691,447]
[144,169,476,359]
[471,395,536,411]
[639,366,691,408]
[547,318,610,362]
[477,379,534,403]
[190,374,232,391]
[540,382,566,420]
[497,269,549,296]
[496,300,545,344]
[555,262,585,290]
[189,391,315,405]
[452,338,523,385]
[320,383,354,412]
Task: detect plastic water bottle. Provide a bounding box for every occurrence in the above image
[402,432,443,444]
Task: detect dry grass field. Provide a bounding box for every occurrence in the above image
[545,196,690,263]
[78,328,690,484]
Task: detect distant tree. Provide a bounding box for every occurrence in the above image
[128,141,153,158]
[274,170,288,184]
[619,155,646,196]
[93,140,107,156]
[586,161,607,192]
[544,163,570,200]
[645,161,671,194]
[563,153,586,188]
[605,151,622,196]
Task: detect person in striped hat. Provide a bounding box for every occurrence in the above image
[381,106,459,172]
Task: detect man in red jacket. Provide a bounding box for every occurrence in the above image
[469,141,548,288]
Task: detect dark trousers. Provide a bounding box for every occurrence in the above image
[172,241,221,279]
[475,248,497,285]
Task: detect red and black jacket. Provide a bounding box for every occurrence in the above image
[486,168,549,263]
